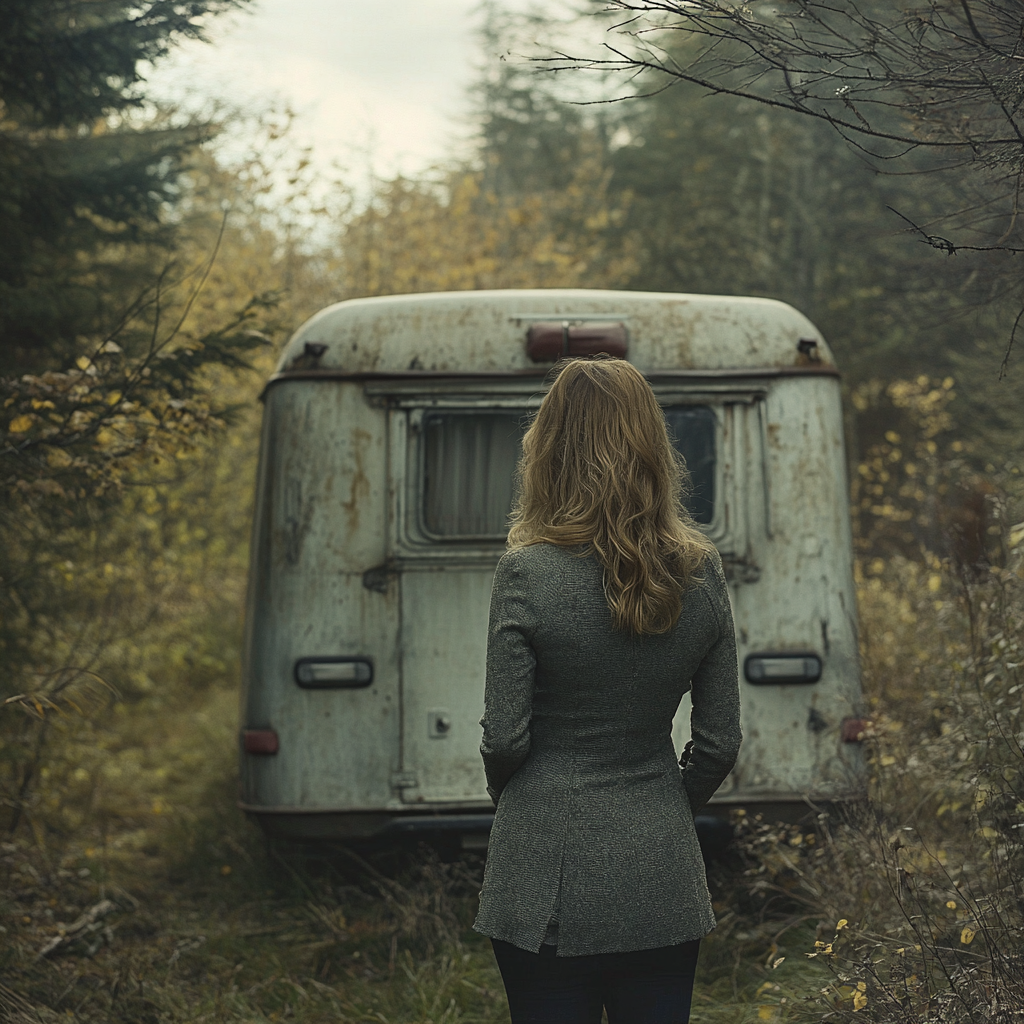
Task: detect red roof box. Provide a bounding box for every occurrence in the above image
[526,321,628,362]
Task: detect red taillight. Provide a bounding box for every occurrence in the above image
[840,718,870,743]
[526,321,628,362]
[243,729,279,755]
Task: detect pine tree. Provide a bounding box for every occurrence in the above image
[0,0,248,373]
[0,0,282,830]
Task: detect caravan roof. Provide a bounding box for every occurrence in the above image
[272,289,835,380]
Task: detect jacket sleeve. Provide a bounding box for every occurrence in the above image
[479,550,538,805]
[683,551,742,814]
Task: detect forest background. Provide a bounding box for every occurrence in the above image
[1,1,1022,1022]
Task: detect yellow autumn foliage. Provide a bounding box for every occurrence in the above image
[329,147,638,299]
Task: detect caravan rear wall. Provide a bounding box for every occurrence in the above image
[240,290,866,841]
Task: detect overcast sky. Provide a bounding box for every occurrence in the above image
[148,0,543,179]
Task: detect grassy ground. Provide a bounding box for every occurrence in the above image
[0,676,832,1023]
[0,835,830,1024]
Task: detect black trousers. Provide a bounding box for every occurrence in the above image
[491,938,701,1024]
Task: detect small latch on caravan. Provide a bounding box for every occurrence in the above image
[428,709,452,739]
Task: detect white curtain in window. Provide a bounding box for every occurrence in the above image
[423,413,526,537]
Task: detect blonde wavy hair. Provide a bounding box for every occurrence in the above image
[507,357,715,635]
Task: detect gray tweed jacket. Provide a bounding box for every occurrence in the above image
[473,543,741,957]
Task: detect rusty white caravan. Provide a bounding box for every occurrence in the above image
[240,290,866,844]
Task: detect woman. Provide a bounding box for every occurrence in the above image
[474,357,742,1024]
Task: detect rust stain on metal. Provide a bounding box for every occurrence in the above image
[340,427,372,535]
[282,477,312,566]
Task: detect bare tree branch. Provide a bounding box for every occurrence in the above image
[547,1,1024,371]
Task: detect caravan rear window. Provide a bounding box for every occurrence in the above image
[420,405,716,540]
[422,411,528,538]
[664,406,716,525]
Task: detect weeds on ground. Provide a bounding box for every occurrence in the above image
[730,378,1024,1022]
[731,523,1024,1021]
[0,781,508,1023]
[0,760,830,1024]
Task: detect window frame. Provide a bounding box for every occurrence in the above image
[378,382,760,562]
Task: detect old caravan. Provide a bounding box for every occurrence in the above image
[240,290,866,844]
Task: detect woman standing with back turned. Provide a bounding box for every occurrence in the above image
[474,357,742,1023]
